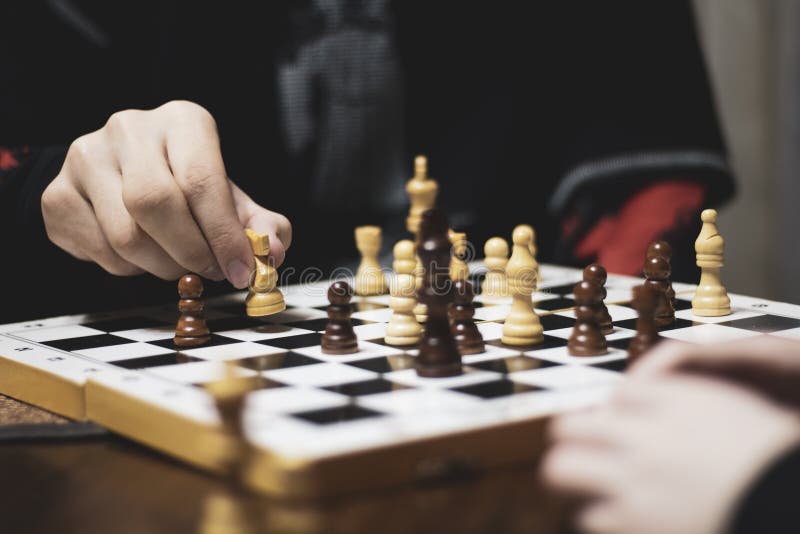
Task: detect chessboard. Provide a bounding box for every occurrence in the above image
[1,263,799,497]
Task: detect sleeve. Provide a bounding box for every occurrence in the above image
[729,445,800,534]
[548,0,735,217]
[547,1,735,276]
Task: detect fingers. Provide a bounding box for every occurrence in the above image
[231,181,292,267]
[45,101,292,286]
[162,102,254,288]
[42,173,143,276]
[110,137,223,280]
[542,442,622,497]
[630,336,800,381]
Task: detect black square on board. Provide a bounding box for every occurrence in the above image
[717,314,800,333]
[324,378,408,397]
[44,334,136,352]
[291,404,384,425]
[540,283,578,296]
[614,318,694,332]
[591,358,629,373]
[285,318,369,331]
[345,354,416,373]
[451,379,543,399]
[468,356,561,374]
[313,301,387,313]
[148,334,240,351]
[535,298,576,311]
[258,333,323,350]
[540,314,577,330]
[673,299,693,311]
[113,353,200,369]
[82,316,171,332]
[237,352,322,371]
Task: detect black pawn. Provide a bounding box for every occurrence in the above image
[647,241,675,305]
[321,281,359,355]
[174,274,211,347]
[568,280,608,357]
[628,284,661,363]
[450,279,485,355]
[583,264,613,335]
[416,209,462,377]
[643,256,674,327]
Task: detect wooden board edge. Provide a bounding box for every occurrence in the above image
[246,417,549,498]
[0,357,85,420]
[87,379,551,499]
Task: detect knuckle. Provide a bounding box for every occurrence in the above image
[180,163,225,200]
[122,184,174,217]
[104,109,142,135]
[107,225,145,256]
[41,178,69,215]
[66,135,94,165]
[160,100,216,126]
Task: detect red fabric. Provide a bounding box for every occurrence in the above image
[0,148,20,171]
[571,180,706,275]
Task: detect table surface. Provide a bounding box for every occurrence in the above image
[0,396,567,534]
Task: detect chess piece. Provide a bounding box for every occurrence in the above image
[201,364,260,534]
[385,240,423,346]
[627,284,661,363]
[175,274,211,347]
[583,264,613,335]
[644,255,675,326]
[482,237,510,301]
[513,224,539,289]
[321,281,359,354]
[245,229,286,317]
[448,229,470,281]
[405,155,439,236]
[416,209,462,377]
[692,209,731,316]
[568,280,608,356]
[502,225,544,346]
[407,156,438,322]
[354,226,388,296]
[450,279,485,355]
[647,240,675,305]
[413,255,427,323]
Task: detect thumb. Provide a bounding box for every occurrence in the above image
[231,182,292,268]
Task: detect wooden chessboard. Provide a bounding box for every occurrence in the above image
[0,263,798,497]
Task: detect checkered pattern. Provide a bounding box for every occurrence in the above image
[4,264,800,459]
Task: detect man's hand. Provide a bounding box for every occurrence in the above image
[543,375,800,534]
[41,100,291,288]
[630,336,800,407]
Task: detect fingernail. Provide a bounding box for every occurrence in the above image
[226,259,251,289]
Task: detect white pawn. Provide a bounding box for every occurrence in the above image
[514,224,539,289]
[385,240,423,345]
[354,226,388,296]
[692,209,731,316]
[413,253,427,323]
[448,229,470,281]
[482,237,510,301]
[502,225,544,346]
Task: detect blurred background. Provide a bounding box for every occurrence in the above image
[694,0,800,301]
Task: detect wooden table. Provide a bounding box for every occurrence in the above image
[0,418,567,534]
